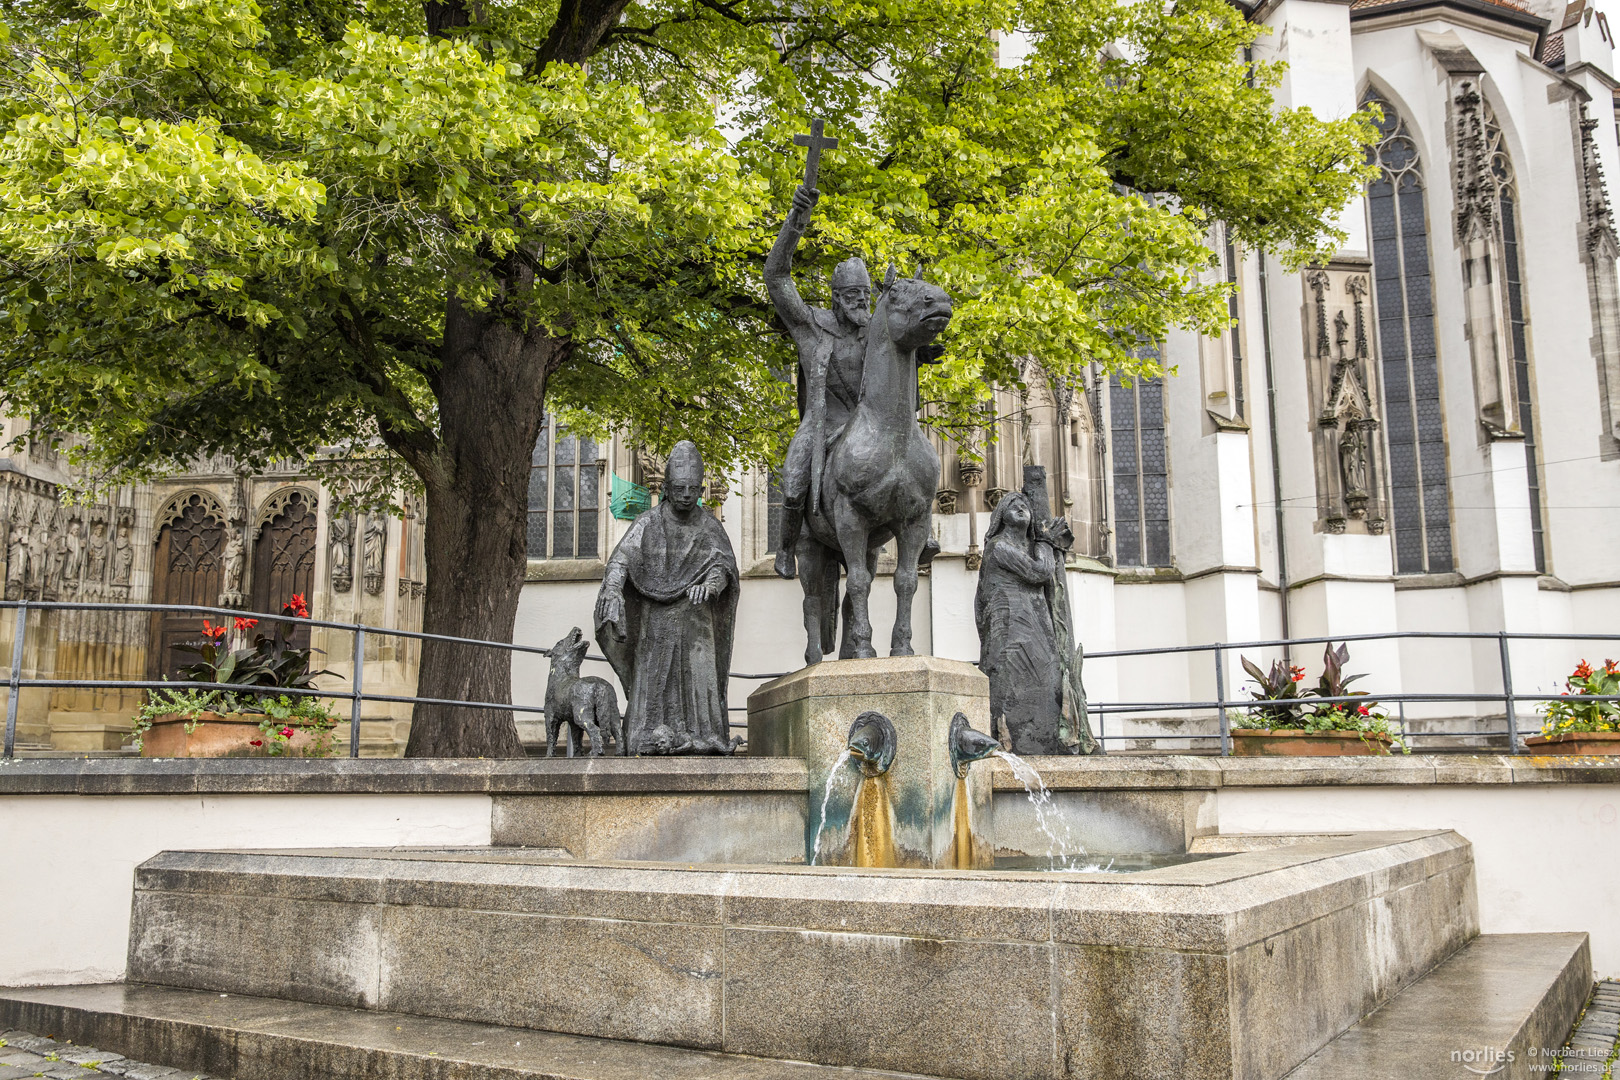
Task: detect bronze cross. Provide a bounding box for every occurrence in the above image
[793,118,839,190]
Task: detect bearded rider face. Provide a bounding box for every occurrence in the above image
[833,286,871,329]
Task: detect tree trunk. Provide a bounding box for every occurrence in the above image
[404,300,559,758]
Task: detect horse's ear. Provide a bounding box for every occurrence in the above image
[881,264,898,294]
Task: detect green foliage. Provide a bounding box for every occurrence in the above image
[1239,655,1308,726]
[0,0,1374,484]
[1540,659,1620,736]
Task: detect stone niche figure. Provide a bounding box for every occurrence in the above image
[85,517,110,586]
[362,514,387,595]
[974,491,1075,756]
[329,511,354,592]
[111,518,134,586]
[63,517,85,586]
[6,507,28,601]
[594,441,740,755]
[219,529,246,606]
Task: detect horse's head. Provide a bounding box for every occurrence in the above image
[876,274,953,354]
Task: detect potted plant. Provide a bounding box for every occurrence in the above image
[133,595,340,757]
[1526,660,1620,755]
[1231,642,1406,756]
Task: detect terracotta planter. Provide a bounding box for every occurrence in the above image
[1524,731,1620,756]
[1230,728,1393,757]
[140,712,329,758]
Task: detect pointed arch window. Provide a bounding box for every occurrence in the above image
[1364,89,1453,573]
[1109,349,1171,568]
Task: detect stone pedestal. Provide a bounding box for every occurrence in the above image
[746,656,994,868]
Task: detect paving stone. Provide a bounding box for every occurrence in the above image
[0,1053,44,1067]
[0,1065,44,1080]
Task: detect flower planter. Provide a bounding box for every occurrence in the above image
[1524,732,1620,756]
[140,712,328,758]
[1230,728,1393,757]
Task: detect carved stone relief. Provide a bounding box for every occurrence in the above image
[328,502,355,592]
[1304,264,1387,535]
[362,513,387,595]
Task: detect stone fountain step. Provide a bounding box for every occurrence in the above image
[123,833,1480,1080]
[0,983,935,1080]
[1284,932,1592,1080]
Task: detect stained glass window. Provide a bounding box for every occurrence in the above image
[528,417,601,559]
[1110,354,1171,568]
[1364,90,1453,573]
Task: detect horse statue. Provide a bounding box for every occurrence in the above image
[790,271,953,665]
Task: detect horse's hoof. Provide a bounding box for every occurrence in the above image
[919,538,941,567]
[891,645,915,657]
[853,647,877,659]
[775,549,797,579]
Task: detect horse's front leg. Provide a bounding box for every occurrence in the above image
[890,516,930,657]
[831,505,876,659]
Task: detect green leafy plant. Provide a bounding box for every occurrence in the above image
[1239,642,1408,751]
[1539,660,1620,737]
[174,596,324,696]
[1238,656,1308,726]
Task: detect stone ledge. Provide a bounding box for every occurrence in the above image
[2,752,1615,796]
[0,756,809,795]
[988,753,1620,790]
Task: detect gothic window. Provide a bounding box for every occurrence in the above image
[1484,106,1548,572]
[528,417,601,560]
[765,470,786,553]
[1109,358,1171,568]
[1364,89,1454,573]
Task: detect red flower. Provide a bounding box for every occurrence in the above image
[233,617,258,632]
[1357,705,1370,716]
[1290,666,1306,683]
[1605,659,1618,676]
[280,727,295,739]
[201,620,228,641]
[284,594,309,618]
[249,739,263,747]
[1574,661,1594,680]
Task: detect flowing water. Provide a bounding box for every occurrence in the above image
[994,750,1094,871]
[809,749,853,867]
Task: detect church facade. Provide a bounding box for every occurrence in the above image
[5,0,1617,753]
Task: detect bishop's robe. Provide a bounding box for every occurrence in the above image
[596,500,740,755]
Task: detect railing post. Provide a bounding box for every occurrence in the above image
[350,626,365,759]
[1214,644,1231,757]
[4,602,25,759]
[1499,631,1519,755]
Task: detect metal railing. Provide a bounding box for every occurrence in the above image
[1,599,1615,758]
[1081,629,1620,754]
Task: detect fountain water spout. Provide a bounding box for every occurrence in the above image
[947,712,999,869]
[846,711,898,867]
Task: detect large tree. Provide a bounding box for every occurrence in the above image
[0,0,1372,755]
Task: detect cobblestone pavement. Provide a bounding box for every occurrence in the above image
[0,1032,225,1080]
[1558,980,1620,1078]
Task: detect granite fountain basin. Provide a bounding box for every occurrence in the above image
[126,828,1477,1080]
